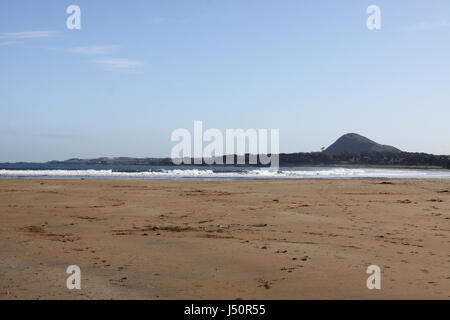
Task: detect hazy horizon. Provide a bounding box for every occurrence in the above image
[2,0,450,162]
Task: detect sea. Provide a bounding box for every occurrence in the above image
[1,163,450,180]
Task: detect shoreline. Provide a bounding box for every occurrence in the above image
[1,166,450,181]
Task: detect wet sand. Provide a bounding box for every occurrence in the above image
[0,179,449,300]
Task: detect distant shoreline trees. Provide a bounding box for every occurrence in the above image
[278,152,450,168]
[51,151,450,169]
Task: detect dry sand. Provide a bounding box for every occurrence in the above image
[0,179,449,300]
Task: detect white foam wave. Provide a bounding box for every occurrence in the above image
[1,168,450,179]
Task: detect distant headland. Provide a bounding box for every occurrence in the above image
[38,133,450,170]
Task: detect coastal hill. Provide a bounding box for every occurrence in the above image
[40,133,449,169]
[323,133,402,155]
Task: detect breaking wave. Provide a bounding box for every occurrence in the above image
[1,167,450,180]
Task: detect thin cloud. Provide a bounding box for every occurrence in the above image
[3,30,57,39]
[66,45,118,55]
[405,20,450,32]
[92,58,143,71]
[0,41,18,46]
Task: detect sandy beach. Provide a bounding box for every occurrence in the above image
[0,179,449,300]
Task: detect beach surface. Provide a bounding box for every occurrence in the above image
[1,179,449,299]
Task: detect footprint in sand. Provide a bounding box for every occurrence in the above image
[257,279,272,290]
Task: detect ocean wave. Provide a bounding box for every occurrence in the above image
[1,167,450,179]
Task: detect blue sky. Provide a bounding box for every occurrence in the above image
[1,0,450,162]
